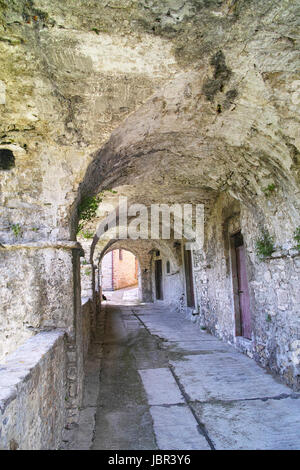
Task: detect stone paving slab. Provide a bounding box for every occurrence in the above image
[93,406,157,450]
[191,397,300,450]
[139,368,185,405]
[70,302,300,450]
[164,340,232,352]
[170,353,291,402]
[150,405,211,450]
[143,330,205,342]
[69,407,97,450]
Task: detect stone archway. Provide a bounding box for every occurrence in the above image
[99,243,146,303]
[0,0,300,449]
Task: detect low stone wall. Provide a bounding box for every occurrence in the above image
[0,330,67,450]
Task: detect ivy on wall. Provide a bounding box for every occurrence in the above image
[294,227,300,251]
[77,189,117,236]
[255,230,275,260]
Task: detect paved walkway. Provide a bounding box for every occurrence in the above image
[68,298,300,450]
[102,286,139,304]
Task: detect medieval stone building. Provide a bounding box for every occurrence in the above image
[0,0,299,450]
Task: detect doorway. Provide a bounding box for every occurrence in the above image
[155,259,163,300]
[232,232,251,339]
[184,249,195,308]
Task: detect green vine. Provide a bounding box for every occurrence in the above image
[77,189,117,235]
[11,223,22,238]
[255,230,275,260]
[77,195,102,233]
[78,229,94,239]
[294,226,300,251]
[262,183,276,197]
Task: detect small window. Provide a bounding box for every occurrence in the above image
[166,260,170,274]
[156,250,160,257]
[119,249,123,260]
[0,149,15,170]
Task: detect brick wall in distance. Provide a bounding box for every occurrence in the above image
[113,249,138,290]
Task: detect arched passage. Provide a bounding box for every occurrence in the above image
[0,0,300,449]
[100,249,139,293]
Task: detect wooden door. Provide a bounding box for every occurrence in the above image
[155,259,163,300]
[236,244,251,339]
[184,249,195,308]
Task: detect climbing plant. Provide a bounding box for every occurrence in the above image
[77,195,101,232]
[294,226,300,251]
[11,223,22,238]
[255,230,275,260]
[77,189,117,235]
[262,183,276,197]
[79,229,94,239]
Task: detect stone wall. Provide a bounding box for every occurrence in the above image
[151,250,185,310]
[0,246,76,363]
[0,295,96,450]
[0,0,299,438]
[80,260,93,299]
[193,193,300,390]
[100,251,113,291]
[0,244,87,427]
[0,330,67,450]
[82,298,92,365]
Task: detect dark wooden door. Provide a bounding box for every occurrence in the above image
[184,249,195,308]
[236,244,251,339]
[155,259,163,300]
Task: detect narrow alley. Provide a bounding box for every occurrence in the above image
[1,1,300,451]
[66,289,300,451]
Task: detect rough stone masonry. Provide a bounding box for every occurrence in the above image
[0,0,299,449]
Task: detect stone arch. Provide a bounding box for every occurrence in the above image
[97,239,153,302]
[0,3,300,446]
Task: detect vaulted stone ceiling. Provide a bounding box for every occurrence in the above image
[0,0,299,246]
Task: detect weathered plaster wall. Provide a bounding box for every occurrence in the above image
[0,330,67,450]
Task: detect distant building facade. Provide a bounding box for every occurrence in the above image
[101,249,138,291]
